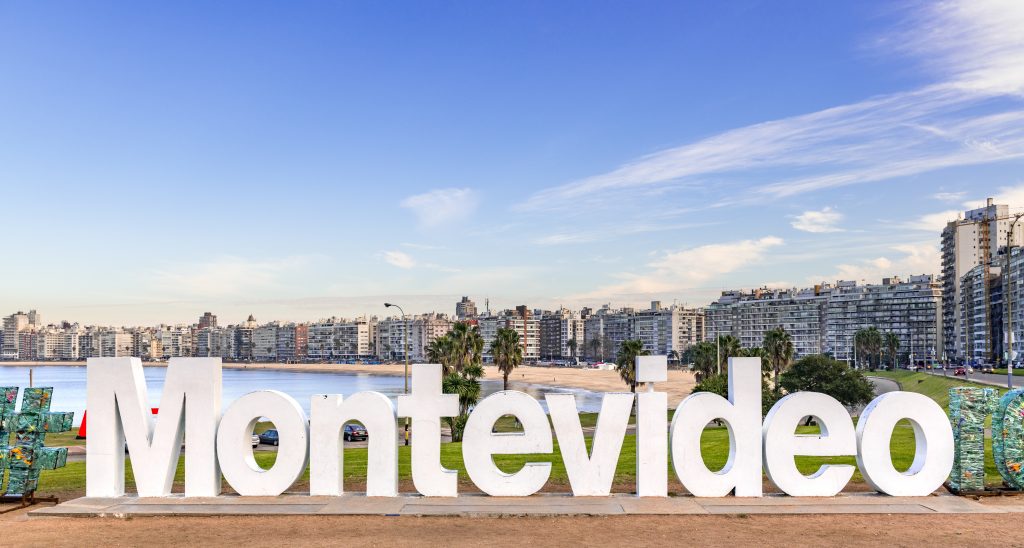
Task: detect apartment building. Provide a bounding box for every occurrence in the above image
[539,308,584,360]
[410,313,452,361]
[455,297,478,321]
[375,317,410,361]
[253,322,279,362]
[825,275,943,364]
[99,331,133,357]
[276,323,308,362]
[706,286,828,357]
[2,311,37,359]
[941,198,1023,360]
[630,302,705,358]
[307,318,371,360]
[959,264,1002,364]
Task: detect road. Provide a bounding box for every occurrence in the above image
[924,368,1024,388]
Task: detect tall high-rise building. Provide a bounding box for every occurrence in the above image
[2,310,39,359]
[2,312,30,359]
[941,198,1023,360]
[959,265,1002,364]
[455,297,478,321]
[198,312,218,329]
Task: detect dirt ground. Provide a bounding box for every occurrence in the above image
[1,480,1007,547]
[1,512,1015,547]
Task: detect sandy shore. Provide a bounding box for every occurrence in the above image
[2,360,697,406]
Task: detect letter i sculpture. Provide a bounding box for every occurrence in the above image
[0,387,74,507]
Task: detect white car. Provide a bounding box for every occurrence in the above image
[251,434,260,448]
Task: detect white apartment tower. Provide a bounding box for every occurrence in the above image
[941,198,1023,360]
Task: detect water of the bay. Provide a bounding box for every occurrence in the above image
[0,365,607,425]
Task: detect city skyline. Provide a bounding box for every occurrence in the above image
[3,2,1024,325]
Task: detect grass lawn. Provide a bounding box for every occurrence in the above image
[994,368,1024,377]
[868,370,1007,409]
[41,420,964,495]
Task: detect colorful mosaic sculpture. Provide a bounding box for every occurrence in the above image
[0,387,74,497]
[994,389,1024,490]
[949,387,998,493]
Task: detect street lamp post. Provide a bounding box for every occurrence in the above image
[385,302,410,445]
[1006,214,1024,389]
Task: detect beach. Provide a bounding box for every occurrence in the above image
[1,360,698,406]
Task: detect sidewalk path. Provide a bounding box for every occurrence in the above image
[30,493,1021,517]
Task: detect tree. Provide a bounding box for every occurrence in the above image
[490,327,523,391]
[431,322,486,442]
[716,335,742,370]
[587,337,602,361]
[442,363,483,442]
[884,332,900,369]
[779,354,875,407]
[567,337,578,361]
[691,372,781,416]
[854,327,883,370]
[448,322,483,373]
[426,335,454,371]
[689,341,718,382]
[763,327,795,397]
[615,339,649,392]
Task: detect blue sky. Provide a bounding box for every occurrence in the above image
[2,1,1022,325]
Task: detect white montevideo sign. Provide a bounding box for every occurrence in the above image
[84,356,954,498]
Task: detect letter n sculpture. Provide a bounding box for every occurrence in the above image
[0,387,74,502]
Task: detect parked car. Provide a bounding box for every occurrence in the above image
[259,429,280,446]
[954,366,968,376]
[251,434,260,448]
[343,424,368,441]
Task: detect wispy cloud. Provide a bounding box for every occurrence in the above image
[791,207,844,233]
[932,191,967,202]
[574,236,784,299]
[401,188,480,228]
[381,250,416,269]
[517,1,1024,212]
[901,209,962,232]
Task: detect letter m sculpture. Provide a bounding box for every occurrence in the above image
[0,387,74,497]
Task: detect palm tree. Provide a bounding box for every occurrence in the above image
[426,335,454,372]
[668,350,680,365]
[716,334,742,370]
[690,341,718,382]
[490,327,523,390]
[587,337,601,361]
[763,327,795,396]
[447,322,483,373]
[884,332,901,369]
[854,327,884,370]
[615,339,649,393]
[567,337,578,362]
[442,362,483,442]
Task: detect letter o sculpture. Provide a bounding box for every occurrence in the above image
[216,390,310,496]
[855,392,953,496]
